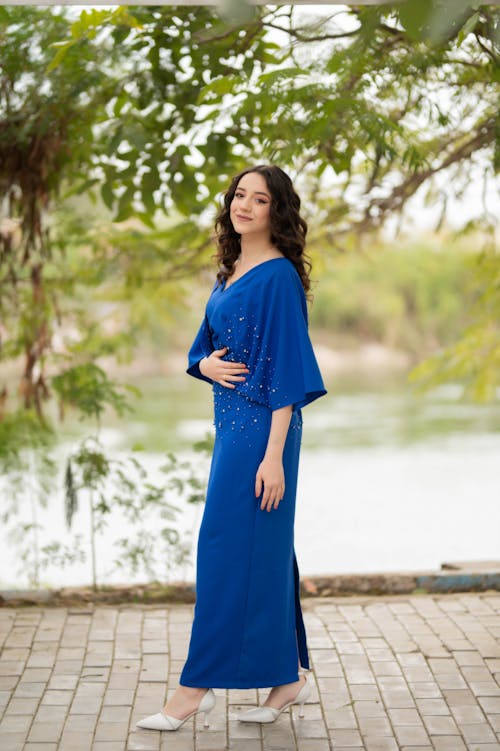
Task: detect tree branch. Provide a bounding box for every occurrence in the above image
[332,117,496,238]
[264,21,360,44]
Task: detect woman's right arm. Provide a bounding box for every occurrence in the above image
[200,347,249,388]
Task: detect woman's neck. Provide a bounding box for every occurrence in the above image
[238,236,278,266]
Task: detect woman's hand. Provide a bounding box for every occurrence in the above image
[255,456,285,512]
[199,346,249,388]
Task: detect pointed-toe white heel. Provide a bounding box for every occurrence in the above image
[237,673,312,723]
[136,687,216,731]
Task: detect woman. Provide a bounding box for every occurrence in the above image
[137,165,327,731]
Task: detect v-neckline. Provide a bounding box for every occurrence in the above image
[222,256,287,293]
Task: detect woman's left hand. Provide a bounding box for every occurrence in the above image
[255,456,285,512]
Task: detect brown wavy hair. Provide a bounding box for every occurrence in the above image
[213,165,312,299]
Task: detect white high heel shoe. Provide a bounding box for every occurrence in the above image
[136,688,216,731]
[237,673,312,723]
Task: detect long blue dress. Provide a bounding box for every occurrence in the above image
[180,257,327,689]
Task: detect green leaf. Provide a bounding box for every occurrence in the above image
[196,75,240,104]
[457,11,481,45]
[114,185,135,222]
[258,66,307,86]
[101,182,115,211]
[46,40,74,72]
[399,0,433,41]
[114,93,128,117]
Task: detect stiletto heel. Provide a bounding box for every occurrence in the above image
[136,688,216,731]
[238,673,312,723]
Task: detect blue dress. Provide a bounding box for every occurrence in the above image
[180,257,327,689]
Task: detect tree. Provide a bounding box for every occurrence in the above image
[0,6,141,423]
[0,1,498,586]
[1,1,499,431]
[48,2,498,239]
[54,1,500,399]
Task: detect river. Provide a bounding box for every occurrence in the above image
[1,370,499,589]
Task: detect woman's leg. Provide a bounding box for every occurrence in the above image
[161,685,209,719]
[261,661,307,709]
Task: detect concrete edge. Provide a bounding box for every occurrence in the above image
[1,568,499,607]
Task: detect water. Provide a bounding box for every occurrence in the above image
[1,372,499,589]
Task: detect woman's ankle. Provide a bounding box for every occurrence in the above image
[177,685,207,696]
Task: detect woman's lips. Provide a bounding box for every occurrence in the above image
[235,215,252,221]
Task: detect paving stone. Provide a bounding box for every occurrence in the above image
[352,699,388,717]
[0,676,20,691]
[436,674,470,689]
[450,703,487,723]
[100,705,132,723]
[430,736,467,750]
[75,682,106,698]
[323,704,358,729]
[460,722,497,742]
[388,708,421,725]
[3,698,39,715]
[294,718,329,738]
[107,674,138,690]
[57,647,85,660]
[489,715,500,730]
[329,727,363,745]
[1,592,500,750]
[58,731,94,750]
[380,689,416,708]
[70,696,103,714]
[194,731,229,749]
[402,666,434,681]
[13,683,47,699]
[63,713,98,732]
[442,688,478,706]
[18,668,51,683]
[0,714,33,733]
[407,682,442,700]
[363,739,399,751]
[40,689,73,706]
[393,725,430,745]
[52,660,83,675]
[0,733,29,751]
[421,714,460,734]
[358,716,392,735]
[46,674,79,690]
[227,741,262,751]
[0,688,12,707]
[94,721,129,741]
[103,688,135,705]
[479,697,500,713]
[295,741,331,751]
[27,721,64,743]
[128,730,161,751]
[350,684,381,701]
[470,681,500,696]
[32,707,68,727]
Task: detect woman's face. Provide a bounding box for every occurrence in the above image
[230,172,272,238]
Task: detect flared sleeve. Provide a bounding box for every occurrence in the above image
[186,312,215,385]
[238,261,327,411]
[186,277,222,384]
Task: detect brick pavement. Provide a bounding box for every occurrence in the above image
[0,592,499,751]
